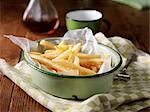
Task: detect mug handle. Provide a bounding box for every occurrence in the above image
[100,18,111,33]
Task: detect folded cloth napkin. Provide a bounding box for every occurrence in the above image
[113,0,150,10]
[0,33,150,112]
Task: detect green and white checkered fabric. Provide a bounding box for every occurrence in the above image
[0,35,150,112]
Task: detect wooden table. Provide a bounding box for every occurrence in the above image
[0,0,149,112]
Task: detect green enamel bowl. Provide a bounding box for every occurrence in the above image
[23,37,122,100]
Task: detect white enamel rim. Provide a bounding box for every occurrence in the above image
[66,10,103,21]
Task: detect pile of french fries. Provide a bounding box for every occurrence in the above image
[29,40,103,76]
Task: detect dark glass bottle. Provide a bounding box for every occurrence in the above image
[23,0,59,34]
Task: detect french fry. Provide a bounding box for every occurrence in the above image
[39,40,55,49]
[43,50,62,59]
[30,52,42,55]
[58,40,66,46]
[72,43,81,53]
[58,69,79,76]
[77,53,100,59]
[68,43,81,62]
[68,52,74,63]
[52,47,72,61]
[54,45,68,52]
[52,60,96,75]
[73,69,79,75]
[80,58,103,64]
[91,66,99,72]
[30,53,67,72]
[53,40,68,51]
[41,64,50,71]
[45,49,64,55]
[42,53,59,59]
[80,58,103,72]
[41,64,57,73]
[44,50,56,54]
[73,56,80,65]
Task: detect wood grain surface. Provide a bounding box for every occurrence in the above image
[0,0,149,112]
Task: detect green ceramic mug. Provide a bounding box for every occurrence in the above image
[66,10,110,33]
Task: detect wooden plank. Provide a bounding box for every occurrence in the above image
[0,37,21,65]
[0,37,21,112]
[9,85,48,112]
[116,4,150,53]
[0,1,21,110]
[0,76,14,112]
[0,74,3,82]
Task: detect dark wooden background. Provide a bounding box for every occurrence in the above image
[0,0,149,112]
